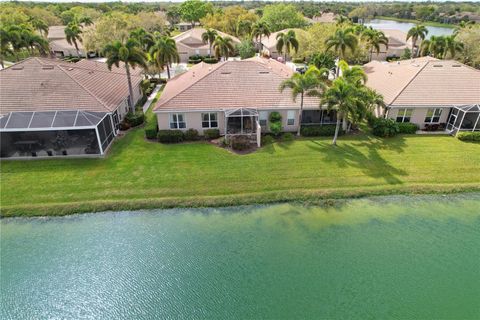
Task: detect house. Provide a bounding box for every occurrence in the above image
[48,26,87,58]
[174,28,241,62]
[364,57,480,134]
[154,57,339,146]
[371,29,415,61]
[305,12,338,24]
[260,29,306,61]
[0,58,143,158]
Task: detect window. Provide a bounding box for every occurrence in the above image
[259,111,268,126]
[287,110,295,125]
[424,108,442,123]
[201,113,218,128]
[396,108,413,123]
[169,113,186,129]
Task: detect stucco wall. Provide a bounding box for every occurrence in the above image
[387,107,451,128]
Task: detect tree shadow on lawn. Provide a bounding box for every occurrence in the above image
[307,136,408,185]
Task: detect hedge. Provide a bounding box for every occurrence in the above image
[158,130,184,143]
[124,111,145,127]
[204,129,220,140]
[457,132,480,142]
[371,118,399,137]
[300,124,341,137]
[144,110,158,139]
[184,128,199,141]
[398,122,418,134]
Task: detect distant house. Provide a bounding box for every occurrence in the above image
[0,58,143,158]
[364,57,480,134]
[174,28,241,62]
[154,57,340,146]
[370,29,415,61]
[47,26,87,58]
[305,12,338,24]
[260,28,306,61]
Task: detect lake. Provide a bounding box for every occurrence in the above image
[365,19,454,38]
[1,194,480,319]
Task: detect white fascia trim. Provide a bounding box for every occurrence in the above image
[0,125,97,132]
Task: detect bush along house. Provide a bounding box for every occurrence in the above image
[0,58,143,159]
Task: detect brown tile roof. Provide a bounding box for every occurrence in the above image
[47,26,66,40]
[49,38,85,52]
[0,58,143,115]
[364,57,480,106]
[173,28,240,51]
[261,29,307,52]
[154,57,320,112]
[378,29,413,48]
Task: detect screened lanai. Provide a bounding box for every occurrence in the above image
[446,105,480,134]
[224,108,261,147]
[0,110,115,158]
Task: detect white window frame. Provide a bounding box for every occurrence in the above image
[287,110,295,126]
[169,113,186,129]
[259,111,268,126]
[396,108,413,123]
[201,112,218,128]
[424,108,442,124]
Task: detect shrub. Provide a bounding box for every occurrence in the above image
[119,121,131,131]
[269,111,283,136]
[157,130,184,143]
[282,132,295,141]
[237,40,256,59]
[292,57,305,64]
[144,110,158,139]
[300,124,340,137]
[371,118,399,137]
[203,57,218,64]
[184,128,199,141]
[125,111,145,127]
[204,129,220,140]
[457,132,480,142]
[398,122,418,134]
[261,135,275,145]
[140,79,151,93]
[230,136,251,151]
[366,112,377,127]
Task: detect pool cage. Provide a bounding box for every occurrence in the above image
[224,108,261,146]
[446,105,480,135]
[0,110,115,159]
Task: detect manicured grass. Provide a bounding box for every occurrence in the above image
[1,129,479,217]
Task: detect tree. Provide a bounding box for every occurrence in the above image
[213,36,235,61]
[24,32,49,55]
[166,6,182,30]
[29,17,49,37]
[309,52,336,72]
[325,28,358,75]
[420,35,446,58]
[251,21,271,51]
[180,0,213,28]
[78,16,93,27]
[149,34,179,79]
[201,6,258,37]
[64,22,83,57]
[335,15,350,26]
[130,28,154,52]
[103,38,147,112]
[236,20,253,39]
[260,4,306,32]
[276,30,299,62]
[406,25,428,57]
[279,66,328,136]
[237,40,256,59]
[443,35,464,59]
[0,28,14,68]
[361,28,389,61]
[202,28,218,56]
[455,25,480,68]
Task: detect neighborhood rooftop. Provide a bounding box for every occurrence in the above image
[154,57,319,112]
[364,57,480,106]
[0,57,143,115]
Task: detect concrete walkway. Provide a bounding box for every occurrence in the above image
[142,84,163,113]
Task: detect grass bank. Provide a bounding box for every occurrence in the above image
[1,129,479,217]
[374,16,456,28]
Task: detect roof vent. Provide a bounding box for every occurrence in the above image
[220,72,231,75]
[42,65,54,70]
[68,68,74,71]
[452,64,462,67]
[433,64,443,67]
[12,66,24,70]
[259,71,270,74]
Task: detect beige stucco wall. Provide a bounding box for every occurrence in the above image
[115,83,143,120]
[387,107,451,128]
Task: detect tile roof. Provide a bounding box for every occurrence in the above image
[47,26,67,40]
[378,29,413,48]
[154,57,320,112]
[364,57,480,106]
[261,29,307,52]
[0,58,143,115]
[173,28,240,51]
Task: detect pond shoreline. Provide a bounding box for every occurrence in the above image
[373,16,456,28]
[2,185,479,218]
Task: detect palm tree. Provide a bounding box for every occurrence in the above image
[213,36,235,61]
[251,22,271,51]
[149,34,179,79]
[130,28,154,52]
[325,28,358,75]
[338,60,367,86]
[0,28,14,68]
[79,16,94,27]
[103,38,147,112]
[279,66,329,136]
[64,22,83,57]
[5,25,25,61]
[454,20,475,34]
[420,35,446,58]
[406,25,428,57]
[24,33,49,55]
[361,28,389,61]
[201,28,218,56]
[275,30,299,62]
[443,35,464,59]
[30,17,49,37]
[335,15,350,26]
[236,20,253,39]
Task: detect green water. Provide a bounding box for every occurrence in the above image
[1,195,480,319]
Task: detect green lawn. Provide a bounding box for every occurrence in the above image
[1,129,479,217]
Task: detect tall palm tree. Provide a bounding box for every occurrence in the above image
[361,28,389,61]
[325,28,358,75]
[443,35,464,59]
[275,30,299,62]
[79,16,94,27]
[406,25,428,57]
[130,28,154,52]
[24,33,49,55]
[201,28,218,56]
[334,15,350,26]
[279,66,329,136]
[213,36,235,61]
[30,17,49,37]
[64,22,83,57]
[338,60,367,86]
[251,22,271,51]
[5,25,25,61]
[236,20,253,39]
[420,35,446,58]
[103,38,147,112]
[0,28,14,68]
[149,34,179,79]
